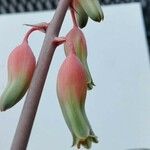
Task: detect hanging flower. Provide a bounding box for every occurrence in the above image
[57,50,98,149]
[64,26,95,90]
[0,35,36,111]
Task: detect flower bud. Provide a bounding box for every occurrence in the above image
[64,26,95,90]
[71,0,104,28]
[57,51,98,149]
[79,0,104,22]
[0,40,36,111]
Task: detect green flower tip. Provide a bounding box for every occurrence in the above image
[73,135,98,149]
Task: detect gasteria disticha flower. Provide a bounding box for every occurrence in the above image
[0,30,36,111]
[64,26,95,90]
[72,0,104,28]
[57,50,98,149]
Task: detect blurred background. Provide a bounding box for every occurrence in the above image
[0,0,149,49]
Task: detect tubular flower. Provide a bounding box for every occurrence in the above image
[57,51,98,149]
[72,0,104,28]
[64,26,95,90]
[0,40,36,111]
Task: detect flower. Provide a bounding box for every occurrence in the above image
[57,51,98,149]
[72,0,104,28]
[0,40,36,111]
[64,26,95,90]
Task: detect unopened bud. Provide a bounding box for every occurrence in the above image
[64,26,95,90]
[0,40,36,111]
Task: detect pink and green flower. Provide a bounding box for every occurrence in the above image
[57,51,98,149]
[0,37,36,111]
[64,26,95,90]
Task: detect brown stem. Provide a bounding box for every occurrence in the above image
[11,0,71,150]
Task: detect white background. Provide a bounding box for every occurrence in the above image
[0,3,150,150]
